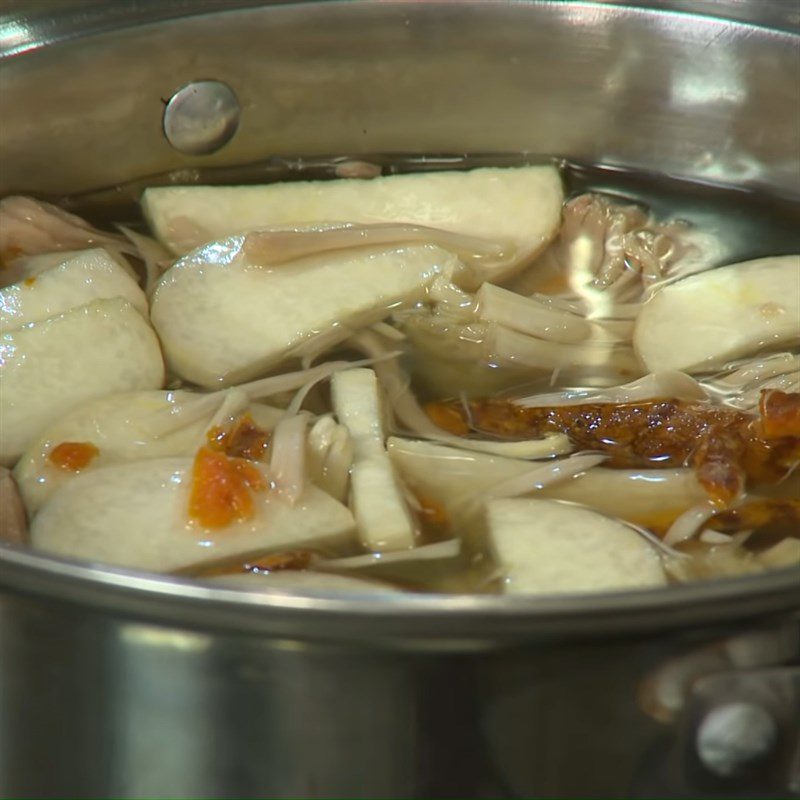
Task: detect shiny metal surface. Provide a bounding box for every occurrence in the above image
[684,667,800,793]
[0,1,799,797]
[163,80,241,155]
[696,702,779,777]
[1,592,798,798]
[1,2,799,198]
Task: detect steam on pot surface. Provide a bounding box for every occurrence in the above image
[1,160,798,596]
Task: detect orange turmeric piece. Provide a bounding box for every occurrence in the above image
[189,446,267,529]
[48,441,99,472]
[206,413,271,461]
[426,391,800,505]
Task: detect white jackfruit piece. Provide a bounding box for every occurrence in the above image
[0,298,164,465]
[635,256,800,373]
[141,166,564,280]
[0,248,146,331]
[30,458,356,572]
[13,390,282,515]
[151,240,457,387]
[486,498,667,594]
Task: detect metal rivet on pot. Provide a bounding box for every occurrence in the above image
[163,80,240,156]
[696,701,778,777]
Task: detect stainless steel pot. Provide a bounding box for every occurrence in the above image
[1,1,799,796]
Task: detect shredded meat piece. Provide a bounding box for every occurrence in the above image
[425,390,800,504]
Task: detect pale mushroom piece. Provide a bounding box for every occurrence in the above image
[485,498,667,594]
[30,459,356,573]
[634,255,800,373]
[0,248,147,332]
[212,571,402,594]
[13,390,283,515]
[141,165,564,284]
[0,298,164,465]
[330,368,416,551]
[150,240,458,388]
[387,437,706,528]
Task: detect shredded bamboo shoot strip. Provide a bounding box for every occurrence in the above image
[269,412,311,504]
[477,283,591,344]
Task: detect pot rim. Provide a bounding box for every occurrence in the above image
[1,543,798,644]
[2,0,799,62]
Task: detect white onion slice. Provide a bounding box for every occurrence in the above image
[514,370,708,407]
[479,453,607,500]
[202,388,251,440]
[490,325,641,377]
[663,501,719,546]
[142,354,399,440]
[711,353,800,389]
[307,415,353,503]
[323,538,460,570]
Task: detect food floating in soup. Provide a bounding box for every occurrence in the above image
[0,164,798,595]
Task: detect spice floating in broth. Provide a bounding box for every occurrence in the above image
[425,390,800,504]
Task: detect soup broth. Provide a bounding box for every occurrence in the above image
[1,158,798,596]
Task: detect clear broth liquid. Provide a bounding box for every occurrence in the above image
[58,156,800,592]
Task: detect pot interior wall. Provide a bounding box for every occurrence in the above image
[0,1,798,199]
